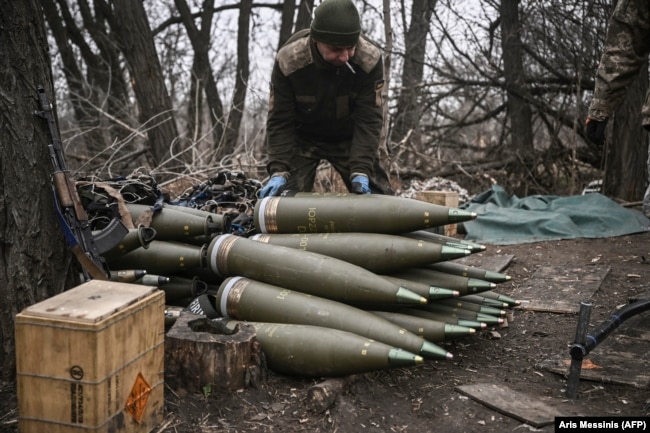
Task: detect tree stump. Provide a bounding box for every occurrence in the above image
[165,312,264,394]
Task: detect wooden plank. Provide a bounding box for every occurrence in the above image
[511,265,610,313]
[416,191,459,236]
[20,280,157,323]
[455,383,566,427]
[538,314,650,388]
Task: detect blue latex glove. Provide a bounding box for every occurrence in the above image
[350,174,371,194]
[259,174,287,198]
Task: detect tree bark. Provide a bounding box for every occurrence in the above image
[0,0,75,382]
[499,0,534,193]
[165,313,264,393]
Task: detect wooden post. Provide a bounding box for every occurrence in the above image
[415,191,460,237]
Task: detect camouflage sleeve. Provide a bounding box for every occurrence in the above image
[349,53,385,178]
[265,60,296,175]
[588,0,650,120]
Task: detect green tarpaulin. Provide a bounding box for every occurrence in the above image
[459,185,650,245]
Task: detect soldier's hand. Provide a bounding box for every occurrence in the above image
[259,173,288,198]
[350,174,371,194]
[586,117,608,146]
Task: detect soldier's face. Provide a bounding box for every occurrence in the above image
[316,42,356,67]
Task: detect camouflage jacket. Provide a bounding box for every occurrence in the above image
[588,0,650,128]
[265,29,385,176]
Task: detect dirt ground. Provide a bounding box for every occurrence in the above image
[2,227,649,433]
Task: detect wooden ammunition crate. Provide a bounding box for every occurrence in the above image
[15,280,165,433]
[415,190,460,236]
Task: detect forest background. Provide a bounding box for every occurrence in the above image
[1,0,649,380]
[36,0,650,198]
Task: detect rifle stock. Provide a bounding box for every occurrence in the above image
[35,86,127,280]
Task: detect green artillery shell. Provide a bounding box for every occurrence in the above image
[134,274,170,286]
[217,276,452,360]
[207,234,427,305]
[416,303,504,326]
[402,230,486,253]
[395,308,487,330]
[224,320,424,377]
[249,232,469,274]
[108,269,147,283]
[368,310,475,342]
[381,275,459,300]
[254,195,477,234]
[101,225,157,261]
[126,203,220,241]
[164,305,185,329]
[163,276,209,302]
[425,261,511,283]
[431,298,506,316]
[390,268,496,296]
[163,203,230,233]
[107,240,207,275]
[477,290,520,307]
[456,294,510,309]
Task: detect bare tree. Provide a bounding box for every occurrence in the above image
[278,0,297,48]
[40,0,135,169]
[295,0,315,32]
[215,0,253,160]
[0,0,74,381]
[175,0,225,158]
[498,0,534,193]
[98,0,180,170]
[392,0,437,150]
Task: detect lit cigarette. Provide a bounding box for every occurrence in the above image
[345,61,356,74]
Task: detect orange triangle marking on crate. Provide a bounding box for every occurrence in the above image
[125,372,152,423]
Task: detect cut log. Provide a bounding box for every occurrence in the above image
[306,375,360,413]
[165,312,264,394]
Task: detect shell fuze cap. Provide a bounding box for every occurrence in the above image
[310,0,361,47]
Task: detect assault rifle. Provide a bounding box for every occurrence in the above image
[35,86,127,281]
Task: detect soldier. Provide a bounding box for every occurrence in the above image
[259,0,393,198]
[586,0,650,216]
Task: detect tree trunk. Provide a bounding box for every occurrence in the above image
[76,0,133,143]
[218,0,252,159]
[0,0,75,382]
[175,0,225,159]
[500,0,534,194]
[393,0,436,147]
[294,0,314,32]
[604,62,650,202]
[103,0,180,169]
[278,0,296,48]
[44,0,135,170]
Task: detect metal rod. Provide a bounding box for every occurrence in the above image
[566,301,592,399]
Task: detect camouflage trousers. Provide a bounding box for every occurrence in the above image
[642,147,650,218]
[283,136,394,195]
